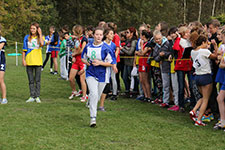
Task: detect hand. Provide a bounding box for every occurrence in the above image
[72,57,76,63]
[159,52,165,57]
[92,59,101,66]
[78,69,85,75]
[22,60,27,67]
[112,65,118,73]
[37,27,42,35]
[211,39,217,46]
[168,55,172,62]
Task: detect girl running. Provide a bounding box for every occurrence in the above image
[81,27,116,127]
[99,28,117,111]
[22,22,44,103]
[0,24,7,104]
[69,25,87,102]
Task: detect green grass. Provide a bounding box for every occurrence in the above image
[0,52,225,150]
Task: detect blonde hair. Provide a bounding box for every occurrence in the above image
[153,30,162,37]
[178,26,189,38]
[72,25,83,37]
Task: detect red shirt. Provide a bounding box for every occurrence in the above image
[173,37,192,71]
[112,33,120,62]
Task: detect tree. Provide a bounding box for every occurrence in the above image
[198,0,202,22]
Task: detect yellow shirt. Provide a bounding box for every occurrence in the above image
[23,35,45,66]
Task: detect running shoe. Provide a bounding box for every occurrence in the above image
[160,103,169,108]
[76,90,82,97]
[195,120,206,126]
[90,118,96,127]
[136,95,144,101]
[26,97,35,103]
[80,95,88,103]
[151,98,162,104]
[35,97,41,103]
[189,110,197,121]
[209,113,214,121]
[1,99,7,104]
[86,100,90,108]
[213,121,221,130]
[110,95,117,101]
[98,107,106,112]
[201,114,211,122]
[69,91,77,100]
[168,105,179,111]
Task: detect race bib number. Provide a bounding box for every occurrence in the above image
[193,55,207,69]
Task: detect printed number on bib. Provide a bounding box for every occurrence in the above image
[1,64,4,70]
[193,55,207,69]
[91,51,96,60]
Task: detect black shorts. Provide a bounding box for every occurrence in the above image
[0,51,6,72]
[195,74,212,86]
[103,83,111,94]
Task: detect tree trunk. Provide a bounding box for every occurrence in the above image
[184,0,186,23]
[212,0,216,16]
[198,0,202,22]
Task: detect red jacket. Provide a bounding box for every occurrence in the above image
[173,37,192,71]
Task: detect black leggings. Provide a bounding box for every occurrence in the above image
[42,53,53,69]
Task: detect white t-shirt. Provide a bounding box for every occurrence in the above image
[191,48,212,75]
[180,38,191,49]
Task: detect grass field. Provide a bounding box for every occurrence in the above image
[0,47,225,150]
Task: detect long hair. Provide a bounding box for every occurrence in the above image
[128,27,137,40]
[28,22,40,43]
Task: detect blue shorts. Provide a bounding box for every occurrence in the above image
[0,51,6,72]
[195,74,212,86]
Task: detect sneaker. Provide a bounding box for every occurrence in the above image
[110,95,117,101]
[136,95,144,101]
[1,99,8,104]
[172,105,180,111]
[90,118,96,127]
[151,98,162,104]
[35,97,41,103]
[201,114,211,122]
[50,68,53,73]
[213,121,221,130]
[209,113,214,121]
[146,98,154,103]
[160,103,169,108]
[168,105,178,111]
[69,91,77,100]
[189,110,197,121]
[26,97,35,103]
[53,71,58,75]
[80,95,88,103]
[195,120,206,126]
[98,107,106,112]
[41,68,44,71]
[75,90,82,97]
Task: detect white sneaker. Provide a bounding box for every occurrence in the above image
[69,91,77,100]
[41,68,44,71]
[26,97,35,103]
[50,68,53,72]
[90,118,96,127]
[1,99,8,104]
[35,97,41,103]
[75,90,82,97]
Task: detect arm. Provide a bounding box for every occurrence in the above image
[121,40,137,55]
[22,51,27,66]
[37,28,44,47]
[76,41,87,55]
[0,43,5,50]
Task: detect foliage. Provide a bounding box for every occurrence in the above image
[1,0,225,42]
[212,13,225,25]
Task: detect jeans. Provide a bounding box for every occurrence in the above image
[26,66,42,98]
[177,70,195,108]
[122,65,133,92]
